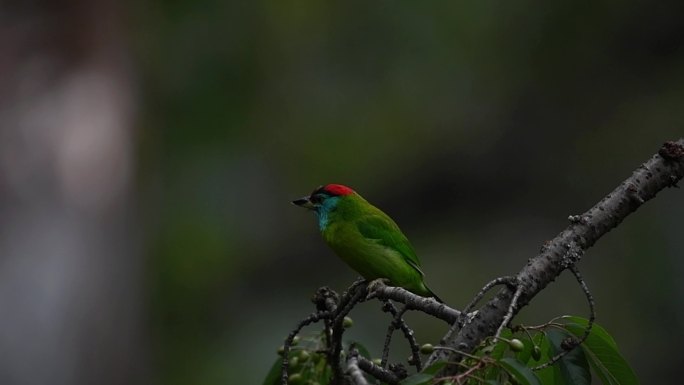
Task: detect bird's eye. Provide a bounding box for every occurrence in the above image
[310,194,322,204]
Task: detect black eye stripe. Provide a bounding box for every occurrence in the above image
[310,185,333,203]
[310,192,332,203]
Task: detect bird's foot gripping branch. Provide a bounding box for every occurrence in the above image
[265,139,684,385]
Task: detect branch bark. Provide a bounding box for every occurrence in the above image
[428,139,684,373]
[370,284,461,324]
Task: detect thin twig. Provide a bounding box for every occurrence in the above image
[533,265,596,370]
[450,359,488,385]
[381,301,422,371]
[311,287,340,361]
[462,276,517,317]
[330,284,368,384]
[380,302,400,368]
[433,346,484,362]
[494,282,523,341]
[280,310,333,385]
[570,265,596,336]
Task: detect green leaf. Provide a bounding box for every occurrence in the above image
[534,363,556,385]
[348,340,372,360]
[547,329,591,385]
[261,357,282,385]
[399,373,434,385]
[482,329,511,381]
[421,360,447,375]
[490,329,513,359]
[484,365,502,383]
[564,316,618,348]
[515,336,535,365]
[499,357,541,385]
[532,333,556,385]
[484,340,510,380]
[562,317,640,385]
[397,360,447,385]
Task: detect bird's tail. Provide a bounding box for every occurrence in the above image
[424,284,444,303]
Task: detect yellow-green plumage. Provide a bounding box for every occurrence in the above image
[293,184,441,302]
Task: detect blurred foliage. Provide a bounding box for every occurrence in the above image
[127,1,684,384]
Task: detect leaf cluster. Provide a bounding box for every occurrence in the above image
[400,316,638,385]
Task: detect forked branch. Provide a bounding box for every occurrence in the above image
[428,139,684,373]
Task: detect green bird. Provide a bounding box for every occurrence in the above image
[293,184,442,302]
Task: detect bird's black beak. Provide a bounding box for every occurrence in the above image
[292,196,315,210]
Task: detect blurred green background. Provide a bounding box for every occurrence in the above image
[1,1,683,384]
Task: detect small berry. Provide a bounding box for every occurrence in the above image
[298,350,310,361]
[509,339,524,352]
[532,345,542,361]
[420,343,434,354]
[288,373,302,384]
[289,357,300,368]
[343,316,353,328]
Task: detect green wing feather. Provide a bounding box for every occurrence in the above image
[355,213,425,277]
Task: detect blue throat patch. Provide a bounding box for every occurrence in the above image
[316,196,340,231]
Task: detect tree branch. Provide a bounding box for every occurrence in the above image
[346,354,369,385]
[356,355,401,384]
[369,283,461,324]
[428,139,684,373]
[380,302,422,371]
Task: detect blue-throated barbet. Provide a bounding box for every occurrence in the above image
[293,184,442,302]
